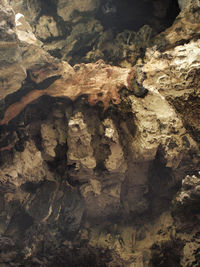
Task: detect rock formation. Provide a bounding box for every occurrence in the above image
[0,0,200,266]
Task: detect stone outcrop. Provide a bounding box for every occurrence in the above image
[0,0,200,266]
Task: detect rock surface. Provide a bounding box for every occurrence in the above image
[0,0,200,266]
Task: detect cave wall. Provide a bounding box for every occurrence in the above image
[0,0,200,266]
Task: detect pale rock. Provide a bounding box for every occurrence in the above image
[15,13,41,45]
[129,90,194,170]
[15,13,32,32]
[143,40,200,145]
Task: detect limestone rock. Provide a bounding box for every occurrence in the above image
[0,0,200,265]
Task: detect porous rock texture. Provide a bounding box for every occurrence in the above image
[0,0,200,266]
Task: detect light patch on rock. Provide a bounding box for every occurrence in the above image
[15,13,41,45]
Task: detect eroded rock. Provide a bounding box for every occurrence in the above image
[0,0,200,265]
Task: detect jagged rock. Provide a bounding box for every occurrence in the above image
[0,0,200,265]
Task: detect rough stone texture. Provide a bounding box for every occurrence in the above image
[0,0,200,266]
